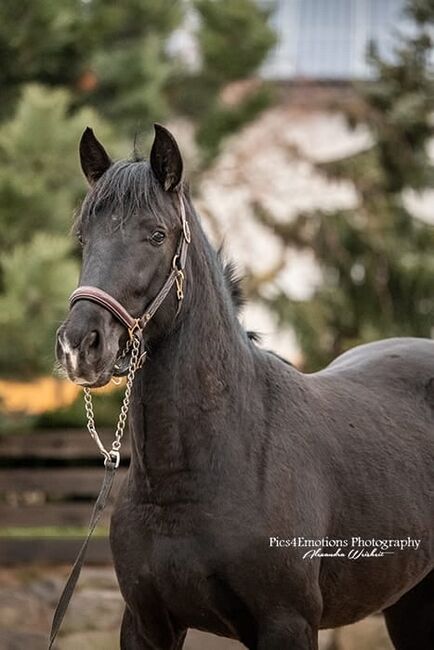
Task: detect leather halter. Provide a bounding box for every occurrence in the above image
[69,193,191,341]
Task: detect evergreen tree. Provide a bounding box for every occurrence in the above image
[258,0,434,370]
[0,85,114,377]
[0,1,275,379]
[0,234,77,378]
[0,0,183,132]
[0,0,275,147]
[172,0,276,163]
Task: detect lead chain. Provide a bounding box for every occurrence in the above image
[83,333,142,467]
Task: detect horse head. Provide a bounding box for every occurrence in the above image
[56,124,189,387]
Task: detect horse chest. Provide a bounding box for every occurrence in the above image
[111,497,250,636]
[110,472,263,637]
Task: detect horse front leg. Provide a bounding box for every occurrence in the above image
[256,614,319,650]
[120,605,187,650]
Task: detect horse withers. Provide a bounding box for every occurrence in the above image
[56,124,434,649]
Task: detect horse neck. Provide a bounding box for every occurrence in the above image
[129,208,253,476]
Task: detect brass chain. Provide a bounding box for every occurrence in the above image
[83,334,142,467]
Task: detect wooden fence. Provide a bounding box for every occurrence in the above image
[0,429,130,565]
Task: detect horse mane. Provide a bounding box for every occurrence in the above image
[217,249,261,343]
[218,254,245,312]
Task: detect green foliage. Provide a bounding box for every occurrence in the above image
[0,85,114,252]
[260,0,434,370]
[78,1,183,133]
[0,0,85,119]
[0,526,109,538]
[0,233,77,377]
[88,35,171,134]
[172,0,276,162]
[0,0,275,154]
[0,1,276,385]
[195,0,275,84]
[0,0,183,131]
[0,85,115,378]
[268,206,434,369]
[0,409,35,435]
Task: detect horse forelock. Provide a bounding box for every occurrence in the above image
[75,159,177,234]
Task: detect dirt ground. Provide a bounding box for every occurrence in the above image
[0,566,393,650]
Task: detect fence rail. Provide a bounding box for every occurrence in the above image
[0,428,130,565]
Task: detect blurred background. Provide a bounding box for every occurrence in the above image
[0,0,433,648]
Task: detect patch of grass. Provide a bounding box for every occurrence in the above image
[0,526,109,538]
[0,412,36,435]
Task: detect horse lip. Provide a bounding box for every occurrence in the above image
[112,350,131,377]
[75,371,113,388]
[74,376,94,386]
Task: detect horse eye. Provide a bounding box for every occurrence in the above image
[151,230,166,245]
[77,232,85,246]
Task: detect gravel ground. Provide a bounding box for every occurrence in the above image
[0,566,244,650]
[0,566,392,650]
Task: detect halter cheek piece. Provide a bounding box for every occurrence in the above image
[68,193,190,369]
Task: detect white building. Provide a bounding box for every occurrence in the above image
[262,0,408,80]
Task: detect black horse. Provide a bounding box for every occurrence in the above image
[56,125,434,649]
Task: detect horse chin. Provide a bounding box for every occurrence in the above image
[73,370,114,388]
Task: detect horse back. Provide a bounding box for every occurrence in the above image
[318,337,434,401]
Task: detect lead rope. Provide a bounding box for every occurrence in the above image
[48,332,143,649]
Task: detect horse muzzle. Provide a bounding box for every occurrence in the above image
[55,302,124,387]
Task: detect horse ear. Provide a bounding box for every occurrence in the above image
[79,127,111,186]
[150,123,183,191]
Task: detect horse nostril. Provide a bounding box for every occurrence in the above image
[88,330,100,350]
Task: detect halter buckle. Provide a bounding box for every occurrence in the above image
[172,254,181,271]
[182,219,191,243]
[175,270,185,301]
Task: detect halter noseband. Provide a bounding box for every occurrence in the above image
[69,193,190,344]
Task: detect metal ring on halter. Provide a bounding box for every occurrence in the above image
[172,254,181,271]
[105,450,120,469]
